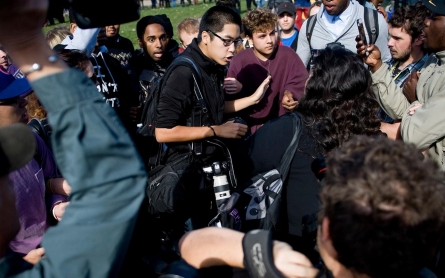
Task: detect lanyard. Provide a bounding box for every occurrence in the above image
[390,61,403,81]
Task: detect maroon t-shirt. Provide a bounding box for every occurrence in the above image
[226,46,308,132]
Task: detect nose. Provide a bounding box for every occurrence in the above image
[387,37,394,47]
[228,41,236,52]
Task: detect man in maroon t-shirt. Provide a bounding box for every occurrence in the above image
[225,8,308,133]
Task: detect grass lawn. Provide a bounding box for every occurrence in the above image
[43,2,249,49]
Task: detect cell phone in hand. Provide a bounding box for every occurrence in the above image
[357,18,368,46]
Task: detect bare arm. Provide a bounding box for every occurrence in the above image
[224,76,271,113]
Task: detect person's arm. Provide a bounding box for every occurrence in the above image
[179,227,318,278]
[155,67,248,142]
[281,52,309,112]
[0,1,146,277]
[296,20,311,67]
[356,38,409,119]
[224,76,271,113]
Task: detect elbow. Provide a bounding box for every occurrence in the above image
[155,128,168,143]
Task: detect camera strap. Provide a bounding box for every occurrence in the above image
[242,230,285,278]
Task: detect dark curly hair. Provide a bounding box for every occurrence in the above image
[242,8,277,38]
[320,136,445,277]
[296,47,381,153]
[388,2,430,41]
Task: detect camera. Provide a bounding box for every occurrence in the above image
[203,162,232,207]
[68,0,141,29]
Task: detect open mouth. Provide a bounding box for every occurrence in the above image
[325,5,335,11]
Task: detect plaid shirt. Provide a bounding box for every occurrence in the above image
[378,54,429,123]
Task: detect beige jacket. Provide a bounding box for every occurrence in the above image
[371,50,445,169]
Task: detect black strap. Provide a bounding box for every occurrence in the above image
[305,15,317,51]
[242,230,285,278]
[364,8,379,45]
[276,113,302,181]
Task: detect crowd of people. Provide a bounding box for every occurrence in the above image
[0,0,444,277]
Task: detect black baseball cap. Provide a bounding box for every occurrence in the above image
[277,2,296,16]
[0,124,36,177]
[422,0,445,16]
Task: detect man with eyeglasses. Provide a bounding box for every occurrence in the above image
[153,5,274,237]
[226,8,308,133]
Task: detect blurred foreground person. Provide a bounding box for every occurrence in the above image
[180,136,445,278]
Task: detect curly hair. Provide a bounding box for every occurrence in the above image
[296,47,381,153]
[26,92,47,120]
[242,8,277,38]
[388,2,430,41]
[320,136,445,277]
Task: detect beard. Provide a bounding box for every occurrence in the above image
[391,46,411,64]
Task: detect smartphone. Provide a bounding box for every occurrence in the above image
[356,18,368,46]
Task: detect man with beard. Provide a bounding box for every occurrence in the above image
[378,2,430,124]
[277,2,299,51]
[357,0,445,173]
[226,8,307,133]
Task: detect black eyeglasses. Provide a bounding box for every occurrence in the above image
[0,96,21,106]
[207,30,242,47]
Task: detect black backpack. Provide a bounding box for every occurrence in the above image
[135,56,202,170]
[211,113,302,232]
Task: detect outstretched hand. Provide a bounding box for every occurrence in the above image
[214,120,248,139]
[355,35,383,72]
[250,75,271,104]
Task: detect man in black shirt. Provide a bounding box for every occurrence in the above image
[104,24,134,72]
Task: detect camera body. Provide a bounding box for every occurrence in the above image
[68,0,141,29]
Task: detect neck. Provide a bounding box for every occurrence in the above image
[398,48,425,69]
[253,47,272,61]
[281,28,295,38]
[325,258,369,278]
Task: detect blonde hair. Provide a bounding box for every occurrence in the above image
[45,26,72,49]
[26,92,47,120]
[177,18,200,35]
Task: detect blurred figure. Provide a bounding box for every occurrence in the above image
[45,26,71,49]
[177,18,199,52]
[104,24,134,72]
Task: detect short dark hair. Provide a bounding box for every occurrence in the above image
[297,47,381,153]
[136,15,168,40]
[320,136,445,278]
[198,6,242,42]
[56,49,91,73]
[388,2,430,41]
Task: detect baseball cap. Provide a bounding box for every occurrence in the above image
[277,2,296,16]
[0,123,36,177]
[422,0,445,16]
[0,71,32,100]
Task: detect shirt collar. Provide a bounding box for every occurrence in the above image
[322,0,354,23]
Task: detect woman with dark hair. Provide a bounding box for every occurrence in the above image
[234,46,382,263]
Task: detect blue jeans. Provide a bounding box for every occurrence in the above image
[170,0,176,7]
[256,0,264,7]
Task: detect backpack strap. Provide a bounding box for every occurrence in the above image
[276,113,303,180]
[305,15,317,51]
[364,7,379,45]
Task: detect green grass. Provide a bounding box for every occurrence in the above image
[43,2,248,49]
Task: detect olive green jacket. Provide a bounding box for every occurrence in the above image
[371,50,445,169]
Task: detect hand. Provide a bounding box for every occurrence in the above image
[23,247,45,265]
[250,76,271,104]
[53,201,70,221]
[213,121,248,139]
[403,71,420,103]
[282,90,298,111]
[0,0,48,51]
[224,78,243,94]
[408,103,423,116]
[380,122,401,140]
[356,35,383,72]
[377,6,388,22]
[273,241,319,278]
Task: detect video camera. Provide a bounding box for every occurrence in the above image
[67,0,141,29]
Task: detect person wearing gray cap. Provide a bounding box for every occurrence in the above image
[277,2,299,51]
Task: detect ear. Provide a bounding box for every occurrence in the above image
[69,23,77,34]
[201,31,210,45]
[137,38,143,49]
[413,36,424,47]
